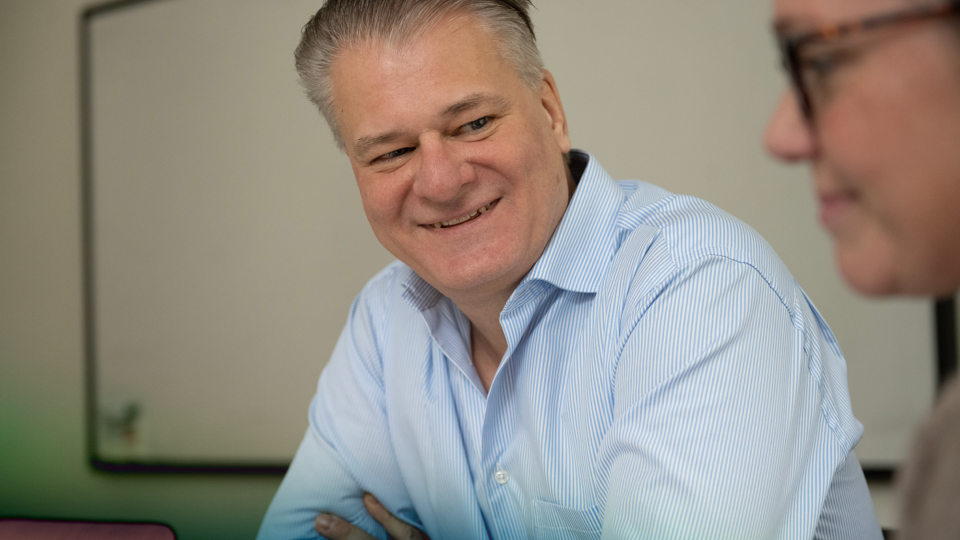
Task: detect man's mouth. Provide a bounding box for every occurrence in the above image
[431,200,497,229]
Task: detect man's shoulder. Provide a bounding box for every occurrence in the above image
[362,259,411,288]
[352,260,420,312]
[611,180,796,310]
[616,182,768,262]
[341,260,433,354]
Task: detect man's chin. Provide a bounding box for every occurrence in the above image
[417,263,520,299]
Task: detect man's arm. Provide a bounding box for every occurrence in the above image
[256,278,418,540]
[314,493,427,540]
[599,255,878,539]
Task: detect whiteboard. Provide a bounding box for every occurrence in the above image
[85,0,396,467]
[84,0,940,470]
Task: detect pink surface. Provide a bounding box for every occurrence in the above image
[0,519,175,540]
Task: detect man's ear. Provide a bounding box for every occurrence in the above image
[539,69,571,154]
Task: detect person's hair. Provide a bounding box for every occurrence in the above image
[294,0,544,150]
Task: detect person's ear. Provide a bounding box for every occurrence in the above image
[539,69,571,153]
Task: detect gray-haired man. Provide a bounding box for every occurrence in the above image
[257,1,881,538]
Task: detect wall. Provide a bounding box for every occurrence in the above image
[0,1,281,538]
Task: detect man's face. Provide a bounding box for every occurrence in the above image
[329,15,572,302]
[765,0,960,296]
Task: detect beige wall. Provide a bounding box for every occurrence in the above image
[1,0,921,535]
[0,1,281,538]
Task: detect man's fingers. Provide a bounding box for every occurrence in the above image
[313,496,427,540]
[315,513,377,540]
[363,493,428,540]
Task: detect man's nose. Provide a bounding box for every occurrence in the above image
[764,90,818,163]
[412,137,474,202]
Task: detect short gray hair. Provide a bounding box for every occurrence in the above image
[294,0,544,150]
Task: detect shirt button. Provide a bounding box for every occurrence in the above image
[494,469,510,485]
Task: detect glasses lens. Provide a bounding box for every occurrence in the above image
[778,38,814,119]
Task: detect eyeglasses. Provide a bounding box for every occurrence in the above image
[775,0,960,120]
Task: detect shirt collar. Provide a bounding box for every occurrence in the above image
[402,150,624,311]
[401,270,445,312]
[524,150,623,294]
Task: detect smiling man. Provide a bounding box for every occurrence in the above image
[256,1,881,539]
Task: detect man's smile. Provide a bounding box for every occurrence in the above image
[429,199,500,229]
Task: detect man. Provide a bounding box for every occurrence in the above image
[258,1,880,538]
[765,0,960,537]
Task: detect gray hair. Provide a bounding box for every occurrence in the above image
[294,0,544,150]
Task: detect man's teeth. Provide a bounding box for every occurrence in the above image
[432,203,492,229]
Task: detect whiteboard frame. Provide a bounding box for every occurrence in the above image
[82,0,290,474]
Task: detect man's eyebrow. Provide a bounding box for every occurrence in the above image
[354,131,404,159]
[353,94,509,158]
[440,93,509,119]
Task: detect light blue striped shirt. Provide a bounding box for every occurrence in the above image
[258,152,881,540]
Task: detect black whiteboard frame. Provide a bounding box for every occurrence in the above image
[936,297,958,385]
[80,0,289,475]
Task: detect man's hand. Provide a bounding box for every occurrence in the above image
[315,493,428,540]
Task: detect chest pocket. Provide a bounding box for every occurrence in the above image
[531,499,602,540]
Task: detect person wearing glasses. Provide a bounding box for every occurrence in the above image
[256,1,882,538]
[765,0,960,538]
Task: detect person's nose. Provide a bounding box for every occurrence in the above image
[764,90,818,162]
[412,136,474,202]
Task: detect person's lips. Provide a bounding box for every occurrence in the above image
[427,199,500,230]
[818,190,858,231]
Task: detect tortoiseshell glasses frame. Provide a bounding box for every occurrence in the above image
[776,0,960,120]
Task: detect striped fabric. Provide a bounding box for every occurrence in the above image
[257,152,881,540]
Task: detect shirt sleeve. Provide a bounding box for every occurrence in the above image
[256,283,418,540]
[599,255,879,540]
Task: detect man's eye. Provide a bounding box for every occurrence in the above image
[377,147,413,162]
[462,116,490,133]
